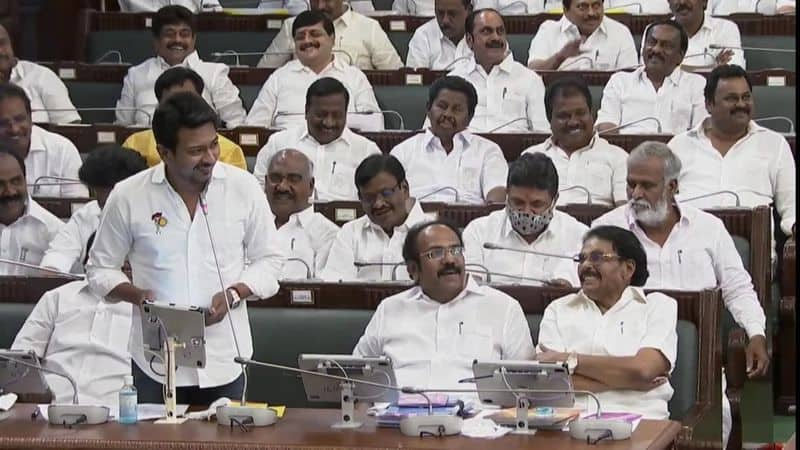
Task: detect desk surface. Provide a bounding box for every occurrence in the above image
[0,405,680,450]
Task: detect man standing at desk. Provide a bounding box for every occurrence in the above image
[87,92,284,404]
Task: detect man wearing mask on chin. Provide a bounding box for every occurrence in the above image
[463,153,587,286]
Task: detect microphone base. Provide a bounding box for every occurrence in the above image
[216,405,277,427]
[331,419,363,429]
[569,419,632,441]
[154,416,189,424]
[48,404,109,425]
[0,410,9,422]
[399,415,463,437]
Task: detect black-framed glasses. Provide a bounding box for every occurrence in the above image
[359,183,401,205]
[420,245,465,261]
[573,251,621,264]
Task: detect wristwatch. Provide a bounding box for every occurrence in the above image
[225,287,243,310]
[566,352,578,375]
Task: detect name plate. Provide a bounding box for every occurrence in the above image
[335,208,357,222]
[290,289,314,305]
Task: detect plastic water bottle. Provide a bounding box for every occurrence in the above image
[118,375,138,424]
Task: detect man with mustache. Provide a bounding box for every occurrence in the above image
[448,8,549,132]
[115,5,246,127]
[0,143,64,275]
[523,76,628,206]
[87,92,284,405]
[596,19,706,134]
[663,0,745,69]
[405,0,474,70]
[390,76,507,204]
[266,149,339,279]
[353,220,535,393]
[527,0,638,71]
[253,77,381,200]
[320,154,430,281]
[536,225,678,419]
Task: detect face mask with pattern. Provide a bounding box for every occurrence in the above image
[506,201,554,236]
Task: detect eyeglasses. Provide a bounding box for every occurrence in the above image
[573,251,621,264]
[420,245,465,261]
[360,183,401,205]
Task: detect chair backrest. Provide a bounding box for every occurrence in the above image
[387,31,413,63]
[0,303,35,349]
[239,84,263,112]
[374,85,429,130]
[196,31,276,67]
[741,35,796,71]
[752,85,796,132]
[63,81,123,123]
[87,30,153,65]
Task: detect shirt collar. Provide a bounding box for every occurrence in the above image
[157,50,201,70]
[150,160,228,185]
[364,198,427,233]
[560,15,607,36]
[422,128,471,152]
[467,52,515,75]
[28,125,47,153]
[623,201,692,229]
[9,60,23,83]
[689,117,769,141]
[637,65,684,87]
[292,56,341,74]
[413,274,483,304]
[20,197,55,227]
[335,6,354,26]
[571,285,648,307]
[300,123,352,146]
[291,205,316,229]
[545,132,599,156]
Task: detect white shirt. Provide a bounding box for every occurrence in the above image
[605,0,669,13]
[25,125,89,198]
[353,276,536,394]
[245,57,383,132]
[538,287,677,419]
[255,0,309,14]
[596,66,707,134]
[473,0,546,14]
[592,204,767,338]
[115,51,246,127]
[523,134,628,206]
[253,124,382,200]
[10,60,81,124]
[86,162,285,388]
[392,0,434,15]
[0,198,64,276]
[462,209,587,286]
[390,129,508,204]
[274,205,340,279]
[11,280,132,406]
[41,200,101,274]
[117,0,221,12]
[674,15,746,69]
[711,0,781,14]
[256,8,403,70]
[406,19,473,70]
[320,200,431,281]
[527,16,638,70]
[448,54,549,133]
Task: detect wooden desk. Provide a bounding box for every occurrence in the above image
[0,404,681,450]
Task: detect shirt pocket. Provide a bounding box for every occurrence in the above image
[584,161,614,196]
[603,319,646,357]
[678,248,717,289]
[328,161,357,199]
[456,323,496,360]
[500,93,526,119]
[457,160,484,198]
[668,98,694,133]
[734,156,772,198]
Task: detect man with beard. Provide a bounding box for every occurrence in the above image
[664,0,745,69]
[353,220,535,394]
[0,143,64,275]
[596,19,706,135]
[320,154,430,281]
[115,5,246,127]
[265,149,339,279]
[252,77,381,200]
[405,0,474,70]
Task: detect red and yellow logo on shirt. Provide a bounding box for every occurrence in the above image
[151,212,168,234]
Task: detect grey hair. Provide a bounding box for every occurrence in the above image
[267,148,314,178]
[628,141,682,183]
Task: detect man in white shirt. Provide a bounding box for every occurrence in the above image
[473,0,549,14]
[0,145,64,275]
[321,154,431,281]
[667,0,746,69]
[449,9,549,132]
[711,0,794,14]
[596,19,707,134]
[527,0,638,71]
[257,0,403,70]
[394,0,435,15]
[390,76,508,204]
[86,93,284,404]
[353,220,535,392]
[406,0,474,70]
[115,5,246,127]
[253,77,382,200]
[463,153,587,286]
[523,76,627,206]
[536,225,677,419]
[0,84,89,198]
[117,0,222,12]
[246,12,384,132]
[265,149,339,279]
[41,145,148,275]
[0,25,80,124]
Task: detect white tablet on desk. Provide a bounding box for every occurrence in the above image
[140,302,207,369]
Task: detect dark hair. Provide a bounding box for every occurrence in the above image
[78,145,148,188]
[305,77,350,111]
[154,67,204,101]
[0,139,26,174]
[645,19,689,55]
[152,5,196,37]
[152,92,218,151]
[292,10,335,37]
[704,64,753,103]
[83,231,97,267]
[427,76,478,120]
[465,8,501,34]
[544,75,592,122]
[583,225,649,286]
[402,219,463,265]
[354,154,406,191]
[562,0,572,8]
[507,153,559,198]
[0,82,32,115]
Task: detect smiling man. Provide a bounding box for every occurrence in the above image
[666,0,745,69]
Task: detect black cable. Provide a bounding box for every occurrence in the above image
[149,355,165,377]
[587,429,613,445]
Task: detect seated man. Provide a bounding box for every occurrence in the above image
[406,0,474,70]
[667,0,745,69]
[115,5,246,127]
[123,67,247,170]
[0,24,80,124]
[117,0,222,12]
[527,0,638,71]
[463,153,587,286]
[253,77,381,200]
[266,149,340,279]
[390,76,507,204]
[0,83,88,197]
[257,0,402,70]
[596,19,706,134]
[448,9,549,132]
[523,76,627,206]
[0,144,64,275]
[353,220,535,391]
[536,225,677,419]
[246,11,383,132]
[320,154,430,281]
[41,145,148,274]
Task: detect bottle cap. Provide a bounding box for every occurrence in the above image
[124,375,134,385]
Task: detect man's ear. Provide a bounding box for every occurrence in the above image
[667,178,679,197]
[156,144,171,161]
[309,176,316,192]
[406,260,420,282]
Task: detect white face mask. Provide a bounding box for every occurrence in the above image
[507,202,554,236]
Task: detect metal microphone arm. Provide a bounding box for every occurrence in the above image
[464,263,491,283]
[497,0,529,12]
[31,107,152,123]
[598,116,662,134]
[0,259,83,280]
[679,190,741,207]
[0,353,78,404]
[94,50,124,65]
[482,242,577,260]
[353,261,406,281]
[559,186,592,205]
[285,258,312,279]
[754,116,795,133]
[418,186,459,202]
[352,110,405,130]
[487,117,533,133]
[607,2,642,13]
[442,56,473,71]
[333,49,354,66]
[708,44,796,53]
[464,268,550,285]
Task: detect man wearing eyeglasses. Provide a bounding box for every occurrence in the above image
[353,220,535,392]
